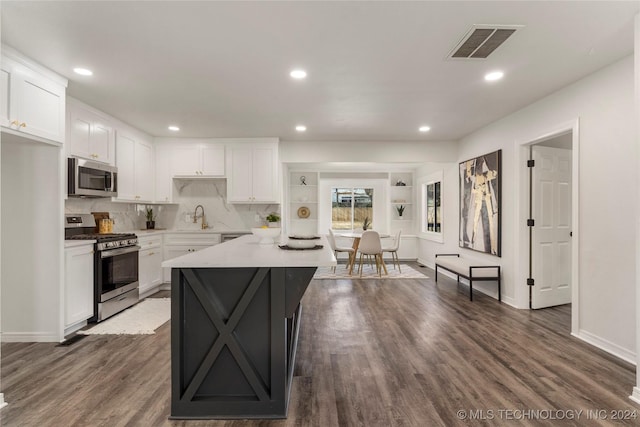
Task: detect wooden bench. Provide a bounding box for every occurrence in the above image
[435,253,501,301]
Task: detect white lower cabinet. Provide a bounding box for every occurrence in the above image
[162,233,221,282]
[138,235,163,297]
[64,243,94,329]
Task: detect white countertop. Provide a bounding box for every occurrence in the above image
[128,229,251,236]
[162,234,337,268]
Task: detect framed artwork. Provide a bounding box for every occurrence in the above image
[459,149,501,256]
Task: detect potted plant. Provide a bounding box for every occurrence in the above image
[396,205,405,218]
[145,207,156,229]
[266,212,280,228]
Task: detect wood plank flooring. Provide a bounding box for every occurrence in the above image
[1,265,637,426]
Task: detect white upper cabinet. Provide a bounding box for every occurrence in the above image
[154,139,226,203]
[227,140,279,204]
[66,98,115,164]
[1,47,67,144]
[172,142,225,177]
[115,129,154,203]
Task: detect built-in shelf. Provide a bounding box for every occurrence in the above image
[389,172,415,233]
[288,171,319,235]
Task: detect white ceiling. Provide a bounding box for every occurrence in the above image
[1,1,637,142]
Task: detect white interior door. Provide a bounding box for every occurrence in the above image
[532,145,572,309]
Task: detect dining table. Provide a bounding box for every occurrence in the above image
[336,231,390,275]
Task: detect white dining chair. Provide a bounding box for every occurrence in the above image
[382,230,402,273]
[328,229,355,272]
[357,230,386,277]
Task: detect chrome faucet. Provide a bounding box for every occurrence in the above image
[193,205,208,229]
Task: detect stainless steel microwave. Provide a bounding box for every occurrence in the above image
[68,157,118,198]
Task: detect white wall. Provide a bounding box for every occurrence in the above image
[280,140,458,163]
[415,163,460,261]
[458,56,636,360]
[632,12,640,405]
[1,134,63,342]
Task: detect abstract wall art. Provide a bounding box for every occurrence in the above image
[459,150,502,256]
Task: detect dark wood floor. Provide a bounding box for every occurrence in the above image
[1,264,637,426]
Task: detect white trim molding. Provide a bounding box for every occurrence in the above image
[573,329,636,366]
[0,393,7,410]
[1,332,61,343]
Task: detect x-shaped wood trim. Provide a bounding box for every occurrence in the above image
[180,268,271,402]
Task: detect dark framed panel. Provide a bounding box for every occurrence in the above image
[459,149,502,256]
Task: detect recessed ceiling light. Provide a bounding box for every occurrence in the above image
[419,126,431,132]
[295,125,307,132]
[168,125,180,131]
[73,67,93,76]
[290,69,307,79]
[484,70,504,81]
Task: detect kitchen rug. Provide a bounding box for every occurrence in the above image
[78,298,170,335]
[313,264,428,280]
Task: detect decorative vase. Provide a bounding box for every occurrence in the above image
[268,222,280,228]
[146,220,155,230]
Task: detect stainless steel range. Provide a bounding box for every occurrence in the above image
[65,214,140,322]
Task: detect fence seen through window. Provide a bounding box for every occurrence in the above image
[331,187,373,230]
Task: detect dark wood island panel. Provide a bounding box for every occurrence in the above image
[170,266,316,419]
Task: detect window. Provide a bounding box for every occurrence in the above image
[420,171,443,242]
[425,182,441,232]
[331,187,373,230]
[319,178,386,233]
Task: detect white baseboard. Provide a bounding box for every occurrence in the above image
[1,332,61,342]
[64,320,88,337]
[0,393,7,410]
[629,387,640,405]
[572,329,636,365]
[417,257,433,269]
[140,284,164,299]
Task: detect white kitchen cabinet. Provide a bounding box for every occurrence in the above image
[162,232,221,282]
[138,235,163,297]
[64,243,94,328]
[115,130,154,202]
[173,143,225,177]
[155,141,173,203]
[66,98,115,164]
[227,141,279,203]
[1,49,67,144]
[154,139,225,203]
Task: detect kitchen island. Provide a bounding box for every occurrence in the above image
[162,234,336,419]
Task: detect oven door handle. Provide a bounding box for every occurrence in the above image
[100,245,141,258]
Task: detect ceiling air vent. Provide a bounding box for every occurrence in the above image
[449,25,522,59]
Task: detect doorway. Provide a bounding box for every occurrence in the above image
[518,119,579,334]
[529,135,573,309]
